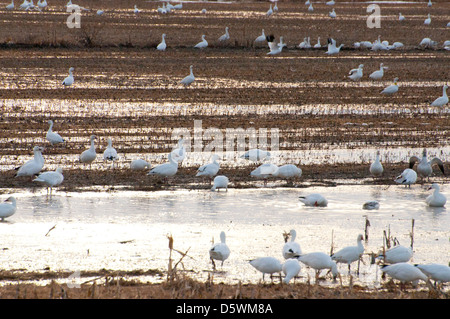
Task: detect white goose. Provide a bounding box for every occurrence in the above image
[6,0,14,10]
[282,259,301,284]
[329,9,336,18]
[180,65,195,86]
[331,234,365,274]
[378,245,413,264]
[424,13,431,25]
[62,67,74,86]
[381,77,399,94]
[298,37,311,49]
[282,229,302,260]
[46,120,65,145]
[254,29,266,43]
[194,35,208,49]
[38,0,47,9]
[274,164,302,183]
[157,33,167,51]
[308,3,313,12]
[218,27,230,42]
[314,37,321,49]
[299,193,328,207]
[0,197,16,221]
[170,138,186,163]
[134,5,140,14]
[430,84,449,107]
[395,168,417,187]
[15,146,45,178]
[369,63,388,80]
[399,13,405,21]
[130,159,151,171]
[266,4,273,17]
[419,37,437,48]
[427,0,432,7]
[415,263,450,285]
[33,167,64,194]
[326,0,335,5]
[196,154,220,181]
[211,175,229,192]
[369,150,383,177]
[79,135,97,167]
[297,252,339,280]
[381,263,430,288]
[241,149,270,161]
[249,257,283,281]
[325,38,343,55]
[425,184,447,207]
[409,149,445,180]
[266,35,284,55]
[250,162,279,186]
[147,152,178,181]
[348,64,364,81]
[209,231,231,269]
[103,138,118,167]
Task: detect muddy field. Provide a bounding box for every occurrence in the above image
[0,0,449,299]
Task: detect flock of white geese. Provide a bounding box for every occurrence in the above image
[1,1,449,291]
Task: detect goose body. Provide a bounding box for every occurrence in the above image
[46,120,65,145]
[241,149,270,161]
[369,63,388,80]
[297,252,339,279]
[381,78,398,94]
[33,167,64,193]
[254,29,266,43]
[399,13,405,21]
[415,263,450,284]
[15,146,45,178]
[419,37,437,48]
[329,9,336,18]
[409,149,445,179]
[282,259,301,284]
[325,38,343,55]
[424,13,431,25]
[430,84,448,107]
[170,138,186,163]
[348,64,364,81]
[266,35,284,55]
[209,231,230,268]
[326,0,335,4]
[381,263,428,286]
[157,34,167,51]
[134,5,140,14]
[425,184,447,207]
[299,193,328,207]
[211,175,229,192]
[218,27,230,42]
[378,245,413,264]
[130,159,150,171]
[314,37,321,48]
[395,168,417,187]
[196,155,220,179]
[79,135,97,165]
[62,67,74,86]
[266,4,273,17]
[180,65,195,86]
[250,163,279,183]
[298,37,311,49]
[282,229,302,260]
[274,164,302,181]
[6,0,14,10]
[370,150,383,177]
[0,197,16,221]
[38,0,47,9]
[249,257,282,281]
[147,153,178,178]
[194,35,208,49]
[103,138,118,163]
[331,234,364,273]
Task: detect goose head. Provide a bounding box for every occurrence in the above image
[428,183,439,191]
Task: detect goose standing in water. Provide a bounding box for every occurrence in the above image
[194,35,208,49]
[209,231,230,270]
[331,234,365,274]
[79,135,97,168]
[249,257,282,282]
[395,168,417,187]
[157,33,167,51]
[62,67,74,86]
[425,183,447,207]
[299,193,328,207]
[369,150,383,177]
[415,263,450,286]
[381,77,399,94]
[381,263,431,290]
[103,137,118,168]
[297,252,339,281]
[0,197,16,221]
[369,63,388,80]
[211,175,229,192]
[180,65,195,86]
[33,167,64,195]
[274,164,302,184]
[15,146,45,179]
[430,84,448,107]
[409,149,445,181]
[46,120,65,145]
[218,27,230,42]
[282,229,302,260]
[147,152,178,183]
[196,154,220,183]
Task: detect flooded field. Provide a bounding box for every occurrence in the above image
[0,0,449,299]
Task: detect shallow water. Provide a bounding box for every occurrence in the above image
[1,184,448,289]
